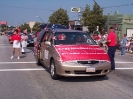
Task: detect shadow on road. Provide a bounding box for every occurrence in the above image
[20,55,27,58]
[27,47,34,51]
[58,76,109,82]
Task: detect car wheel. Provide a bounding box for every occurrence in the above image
[36,50,42,66]
[50,60,59,80]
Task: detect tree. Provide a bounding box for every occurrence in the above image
[32,22,41,32]
[0,24,7,31]
[81,4,107,33]
[48,8,69,26]
[81,4,90,26]
[92,3,107,31]
[19,23,31,33]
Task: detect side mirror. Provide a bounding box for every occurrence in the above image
[45,41,51,46]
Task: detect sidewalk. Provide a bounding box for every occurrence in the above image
[116,49,133,54]
[101,46,133,56]
[116,49,133,58]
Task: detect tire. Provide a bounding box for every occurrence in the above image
[36,50,42,66]
[50,60,59,80]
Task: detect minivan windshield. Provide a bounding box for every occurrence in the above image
[54,32,96,45]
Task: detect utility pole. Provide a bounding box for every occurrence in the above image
[107,13,110,33]
[78,7,83,20]
[93,0,100,7]
[36,16,44,24]
[20,20,26,25]
[93,0,100,32]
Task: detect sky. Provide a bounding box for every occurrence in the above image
[0,0,133,26]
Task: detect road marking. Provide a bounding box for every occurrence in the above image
[0,61,133,64]
[0,43,12,45]
[0,68,132,71]
[115,62,133,63]
[0,62,36,64]
[0,44,12,46]
[116,68,133,70]
[0,68,46,71]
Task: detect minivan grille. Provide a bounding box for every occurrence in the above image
[74,70,102,74]
[77,61,99,64]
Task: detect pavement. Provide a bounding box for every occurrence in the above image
[116,49,133,56]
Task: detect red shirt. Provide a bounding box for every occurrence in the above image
[107,32,117,46]
[12,34,21,42]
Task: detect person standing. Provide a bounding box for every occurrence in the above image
[11,29,21,59]
[120,34,127,56]
[106,27,117,71]
[126,40,130,52]
[17,26,21,34]
[101,33,108,51]
[21,29,28,54]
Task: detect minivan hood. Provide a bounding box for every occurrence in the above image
[55,44,110,62]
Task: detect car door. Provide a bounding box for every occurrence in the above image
[40,32,49,63]
[43,32,53,67]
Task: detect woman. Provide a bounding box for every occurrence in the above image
[21,30,28,54]
[11,29,21,59]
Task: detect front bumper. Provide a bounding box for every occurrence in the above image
[56,62,111,77]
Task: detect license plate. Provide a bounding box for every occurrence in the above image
[86,67,95,72]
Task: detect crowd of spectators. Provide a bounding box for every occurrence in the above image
[126,34,133,53]
[91,31,133,53]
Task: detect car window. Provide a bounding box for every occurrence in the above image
[54,32,96,45]
[8,32,13,35]
[47,24,52,28]
[47,33,53,45]
[43,32,49,42]
[28,35,33,39]
[54,25,67,29]
[46,24,67,29]
[37,30,45,42]
[39,24,47,29]
[47,33,53,41]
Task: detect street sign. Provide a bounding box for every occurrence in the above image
[71,7,80,12]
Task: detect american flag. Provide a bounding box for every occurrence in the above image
[53,36,57,40]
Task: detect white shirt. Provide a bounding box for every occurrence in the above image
[126,41,130,46]
[21,35,28,47]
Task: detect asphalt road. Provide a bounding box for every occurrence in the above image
[0,35,133,99]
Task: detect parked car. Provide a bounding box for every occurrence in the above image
[7,32,14,43]
[7,31,13,36]
[27,34,34,47]
[34,28,111,80]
